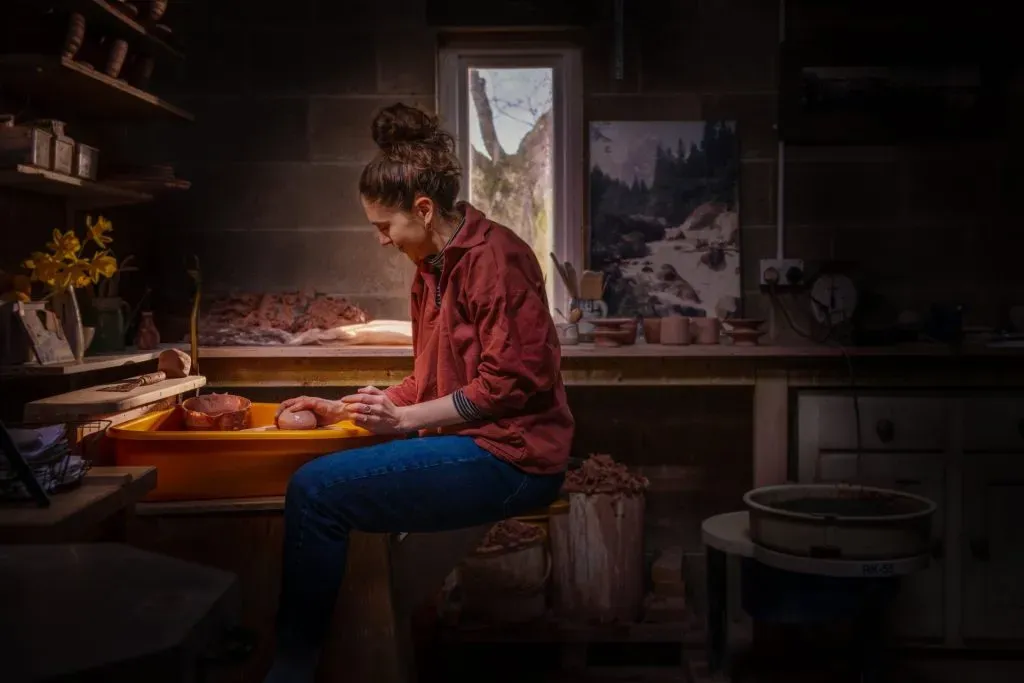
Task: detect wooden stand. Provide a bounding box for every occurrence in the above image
[550,491,645,623]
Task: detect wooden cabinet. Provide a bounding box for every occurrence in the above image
[796,391,1024,648]
[961,395,1024,640]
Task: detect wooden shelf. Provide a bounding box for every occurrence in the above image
[61,0,184,62]
[0,54,193,121]
[0,164,153,208]
[0,344,186,378]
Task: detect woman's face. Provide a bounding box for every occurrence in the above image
[361,196,435,263]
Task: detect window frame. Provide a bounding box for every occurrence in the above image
[437,47,584,311]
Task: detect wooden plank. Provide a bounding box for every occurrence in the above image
[137,496,287,515]
[0,465,156,542]
[0,344,182,377]
[0,164,153,208]
[0,55,194,121]
[23,375,205,422]
[753,370,788,487]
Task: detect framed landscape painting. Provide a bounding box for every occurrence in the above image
[588,120,741,319]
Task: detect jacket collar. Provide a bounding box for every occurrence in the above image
[448,201,488,251]
[417,202,488,274]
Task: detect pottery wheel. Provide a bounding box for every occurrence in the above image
[702,511,930,578]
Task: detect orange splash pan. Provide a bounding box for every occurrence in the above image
[109,402,388,501]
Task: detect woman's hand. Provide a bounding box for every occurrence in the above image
[340,386,409,435]
[275,396,347,427]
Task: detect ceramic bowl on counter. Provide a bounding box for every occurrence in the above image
[591,318,638,347]
[722,318,766,346]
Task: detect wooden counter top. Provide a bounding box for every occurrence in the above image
[194,342,1022,360]
[192,341,1024,389]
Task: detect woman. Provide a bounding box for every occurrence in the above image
[263,103,574,682]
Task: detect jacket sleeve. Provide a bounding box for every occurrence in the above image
[459,253,559,418]
[384,289,420,406]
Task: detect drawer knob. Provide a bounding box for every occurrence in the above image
[970,538,991,562]
[875,419,895,443]
[1017,418,1024,439]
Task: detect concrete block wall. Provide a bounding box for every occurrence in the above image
[3,0,1020,335]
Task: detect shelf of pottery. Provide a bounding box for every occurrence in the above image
[0,0,192,207]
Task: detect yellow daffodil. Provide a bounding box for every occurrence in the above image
[45,229,81,260]
[88,252,118,282]
[23,251,61,285]
[20,216,122,298]
[86,215,113,248]
[66,258,94,288]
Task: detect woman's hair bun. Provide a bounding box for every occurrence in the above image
[371,103,441,149]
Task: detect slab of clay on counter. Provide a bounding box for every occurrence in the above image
[197,291,366,345]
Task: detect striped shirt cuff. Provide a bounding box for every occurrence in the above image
[452,388,486,422]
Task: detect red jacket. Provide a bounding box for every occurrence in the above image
[384,203,574,474]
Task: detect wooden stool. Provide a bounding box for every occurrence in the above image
[318,525,491,683]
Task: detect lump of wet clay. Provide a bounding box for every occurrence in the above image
[562,453,649,496]
[276,409,318,430]
[157,348,191,378]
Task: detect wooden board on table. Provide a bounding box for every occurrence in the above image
[23,376,205,422]
[0,466,156,543]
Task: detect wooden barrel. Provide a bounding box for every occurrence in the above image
[550,492,645,622]
[460,528,550,624]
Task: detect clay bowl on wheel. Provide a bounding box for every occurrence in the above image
[182,393,252,431]
[590,318,638,347]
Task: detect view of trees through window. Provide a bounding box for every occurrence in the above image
[467,68,554,286]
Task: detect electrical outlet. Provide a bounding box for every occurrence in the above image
[759,258,805,289]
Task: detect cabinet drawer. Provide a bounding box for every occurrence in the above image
[804,395,949,452]
[963,397,1024,452]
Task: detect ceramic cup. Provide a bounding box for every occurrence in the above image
[691,317,721,345]
[660,315,689,345]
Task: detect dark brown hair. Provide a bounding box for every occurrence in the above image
[359,103,462,219]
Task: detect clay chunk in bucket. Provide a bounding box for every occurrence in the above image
[182,393,252,431]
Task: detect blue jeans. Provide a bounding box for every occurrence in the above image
[274,435,565,650]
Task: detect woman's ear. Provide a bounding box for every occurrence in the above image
[413,196,434,227]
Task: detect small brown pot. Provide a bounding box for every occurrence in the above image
[104,39,129,78]
[63,13,86,58]
[642,317,661,344]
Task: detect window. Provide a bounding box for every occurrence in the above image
[438,48,583,310]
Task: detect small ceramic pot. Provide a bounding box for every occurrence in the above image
[105,38,129,78]
[691,317,721,345]
[556,322,579,345]
[660,315,689,345]
[642,317,661,344]
[63,13,86,58]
